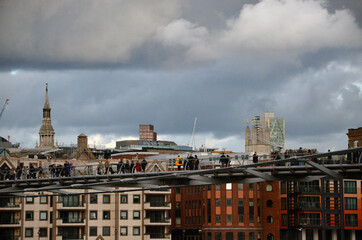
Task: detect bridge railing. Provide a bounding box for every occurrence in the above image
[0,149,361,183]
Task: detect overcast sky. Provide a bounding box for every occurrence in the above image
[0,0,361,152]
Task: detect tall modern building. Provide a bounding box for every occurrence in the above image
[38,83,55,149]
[245,112,285,153]
[260,112,285,152]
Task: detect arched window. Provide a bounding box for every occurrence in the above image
[266,184,273,192]
[267,200,273,208]
[267,216,274,224]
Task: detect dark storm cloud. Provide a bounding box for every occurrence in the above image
[0,0,361,151]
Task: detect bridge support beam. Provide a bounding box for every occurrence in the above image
[306,161,341,179]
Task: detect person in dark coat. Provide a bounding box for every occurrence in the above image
[220,153,227,168]
[141,159,147,172]
[194,155,199,170]
[253,152,258,164]
[187,154,194,170]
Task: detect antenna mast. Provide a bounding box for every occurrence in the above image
[0,99,9,121]
[188,117,198,150]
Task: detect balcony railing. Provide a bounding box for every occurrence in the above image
[58,202,84,207]
[61,218,84,223]
[298,186,320,193]
[147,217,170,223]
[148,201,170,207]
[148,233,166,239]
[0,219,20,224]
[298,202,321,210]
[298,218,321,226]
[0,202,20,208]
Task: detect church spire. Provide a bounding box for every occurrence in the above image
[43,82,50,109]
[38,83,55,149]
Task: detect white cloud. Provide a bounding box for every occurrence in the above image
[155,0,362,62]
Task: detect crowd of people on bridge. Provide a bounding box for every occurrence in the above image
[176,154,200,170]
[97,158,148,175]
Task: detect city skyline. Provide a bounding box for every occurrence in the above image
[0,0,361,152]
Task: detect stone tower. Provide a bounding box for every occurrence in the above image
[38,83,55,148]
[76,133,96,160]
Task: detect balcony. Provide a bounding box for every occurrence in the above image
[298,186,321,194]
[298,218,321,227]
[144,217,170,226]
[57,218,85,226]
[297,202,321,210]
[145,201,171,209]
[56,202,85,209]
[0,218,20,227]
[144,234,170,240]
[0,202,20,207]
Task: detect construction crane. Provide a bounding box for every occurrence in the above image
[0,99,9,121]
[188,117,198,150]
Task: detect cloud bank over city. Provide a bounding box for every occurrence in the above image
[0,0,361,152]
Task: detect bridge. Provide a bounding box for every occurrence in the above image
[0,147,361,197]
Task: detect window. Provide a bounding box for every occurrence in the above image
[257,183,260,191]
[280,181,286,194]
[133,195,140,203]
[121,211,128,219]
[238,199,244,223]
[25,228,33,237]
[133,211,140,219]
[90,211,97,220]
[89,227,97,236]
[215,185,220,191]
[40,211,47,220]
[344,181,357,193]
[249,183,254,190]
[215,232,222,240]
[267,200,273,208]
[26,211,34,221]
[267,216,274,224]
[226,183,232,190]
[59,195,81,207]
[346,214,358,226]
[40,196,48,204]
[215,198,220,207]
[26,197,34,204]
[345,197,357,210]
[103,195,110,204]
[216,215,221,223]
[281,198,286,210]
[226,215,232,223]
[133,227,140,235]
[282,214,287,226]
[90,194,97,203]
[207,232,212,240]
[121,195,128,203]
[120,227,127,236]
[238,232,245,240]
[266,184,273,192]
[249,198,254,223]
[227,198,232,206]
[249,232,255,240]
[238,183,244,190]
[39,228,47,237]
[226,232,233,240]
[103,211,110,220]
[103,227,110,236]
